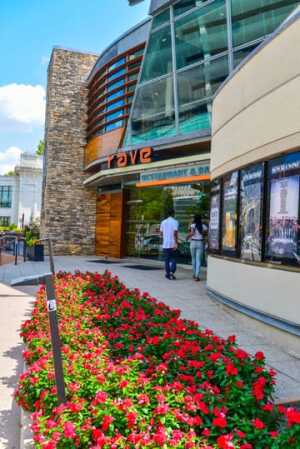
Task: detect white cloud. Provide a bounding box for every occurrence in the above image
[0,84,46,131]
[0,146,23,175]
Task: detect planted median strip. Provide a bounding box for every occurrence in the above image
[16,271,300,448]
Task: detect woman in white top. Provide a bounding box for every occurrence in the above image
[187,215,207,281]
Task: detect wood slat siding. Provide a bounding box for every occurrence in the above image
[96,191,124,258]
[85,128,125,166]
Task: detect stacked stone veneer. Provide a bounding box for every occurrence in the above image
[41,48,98,255]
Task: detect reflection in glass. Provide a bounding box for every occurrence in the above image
[108,57,126,72]
[266,152,300,265]
[152,9,170,29]
[141,26,172,82]
[179,101,211,135]
[106,110,124,122]
[0,186,12,208]
[240,164,263,261]
[105,120,124,132]
[125,183,210,263]
[107,79,125,92]
[131,77,176,143]
[231,0,299,48]
[175,0,227,69]
[107,68,126,82]
[107,89,125,102]
[174,0,212,17]
[178,56,229,105]
[222,172,238,254]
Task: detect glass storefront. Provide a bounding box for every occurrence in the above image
[125,182,210,264]
[126,0,299,146]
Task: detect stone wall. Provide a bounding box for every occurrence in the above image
[41,48,98,255]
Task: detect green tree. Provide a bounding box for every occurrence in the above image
[36,140,45,156]
[4,170,15,176]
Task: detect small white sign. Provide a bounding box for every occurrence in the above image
[47,299,57,312]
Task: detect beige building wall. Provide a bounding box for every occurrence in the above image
[208,12,300,328]
[211,14,300,179]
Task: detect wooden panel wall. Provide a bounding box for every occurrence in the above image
[96,191,124,258]
[85,128,125,167]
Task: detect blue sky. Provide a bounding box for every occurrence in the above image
[0,0,149,174]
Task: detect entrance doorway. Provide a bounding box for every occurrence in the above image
[96,191,124,258]
[124,182,210,264]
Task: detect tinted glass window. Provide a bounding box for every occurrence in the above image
[177,55,229,106]
[179,101,211,134]
[231,0,300,48]
[222,171,239,255]
[106,99,125,112]
[107,68,126,82]
[131,76,176,143]
[0,186,12,208]
[141,26,173,82]
[240,164,264,262]
[106,120,124,132]
[174,0,212,17]
[106,110,124,122]
[108,57,126,72]
[175,0,227,69]
[107,79,125,92]
[266,151,300,266]
[152,9,170,29]
[107,89,125,102]
[233,43,259,67]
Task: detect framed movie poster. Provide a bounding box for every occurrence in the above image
[266,152,300,265]
[222,171,238,255]
[240,164,264,262]
[209,181,221,251]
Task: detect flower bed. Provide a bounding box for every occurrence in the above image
[16,272,300,449]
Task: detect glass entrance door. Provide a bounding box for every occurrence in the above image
[124,182,210,264]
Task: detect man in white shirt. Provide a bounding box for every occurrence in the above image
[160,209,179,280]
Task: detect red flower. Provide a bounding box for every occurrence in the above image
[252,418,265,430]
[286,407,300,426]
[63,422,76,439]
[212,416,228,429]
[217,434,235,449]
[101,415,114,432]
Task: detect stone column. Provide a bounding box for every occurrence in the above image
[41,48,98,255]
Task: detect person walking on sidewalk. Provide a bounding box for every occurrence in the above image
[187,215,207,281]
[160,209,179,280]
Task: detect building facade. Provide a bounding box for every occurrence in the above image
[207,7,300,331]
[42,0,299,263]
[0,153,43,228]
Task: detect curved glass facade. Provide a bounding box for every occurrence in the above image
[126,0,299,146]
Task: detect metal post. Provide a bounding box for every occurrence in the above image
[45,275,66,404]
[47,239,55,275]
[14,237,18,265]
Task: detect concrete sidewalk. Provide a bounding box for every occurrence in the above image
[0,256,300,404]
[0,283,33,449]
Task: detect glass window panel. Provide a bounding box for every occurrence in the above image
[106,120,124,132]
[233,43,260,67]
[222,171,238,254]
[0,217,10,227]
[179,101,211,134]
[107,68,126,82]
[128,72,139,81]
[107,79,125,92]
[127,84,136,93]
[178,56,229,107]
[0,186,12,208]
[266,151,300,266]
[232,0,300,48]
[107,89,125,102]
[175,0,227,70]
[240,164,264,262]
[106,99,125,112]
[141,26,172,82]
[174,0,212,17]
[108,57,126,72]
[131,76,176,144]
[106,110,124,122]
[128,48,145,60]
[152,9,170,29]
[209,181,221,251]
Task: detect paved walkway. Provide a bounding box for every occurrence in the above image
[1,256,300,406]
[0,283,33,449]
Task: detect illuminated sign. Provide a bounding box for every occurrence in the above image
[107,147,152,169]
